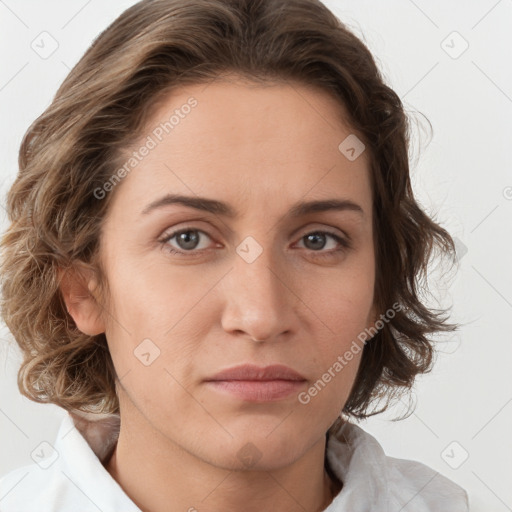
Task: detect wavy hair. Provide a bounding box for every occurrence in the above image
[0,0,457,422]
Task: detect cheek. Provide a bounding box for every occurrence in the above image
[101,257,213,386]
[297,253,374,398]
[104,253,209,333]
[307,256,375,338]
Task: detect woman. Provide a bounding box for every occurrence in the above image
[0,0,469,510]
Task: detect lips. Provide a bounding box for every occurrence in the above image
[205,364,306,382]
[204,364,307,402]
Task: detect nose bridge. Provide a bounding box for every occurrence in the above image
[220,234,293,341]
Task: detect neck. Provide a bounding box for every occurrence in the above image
[104,414,342,512]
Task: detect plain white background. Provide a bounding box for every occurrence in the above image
[0,1,511,510]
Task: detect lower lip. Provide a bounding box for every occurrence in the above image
[205,379,306,402]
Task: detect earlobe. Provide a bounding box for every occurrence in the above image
[58,265,106,336]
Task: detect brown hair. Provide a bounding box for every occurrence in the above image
[0,0,457,421]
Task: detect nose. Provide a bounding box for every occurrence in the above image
[219,241,297,343]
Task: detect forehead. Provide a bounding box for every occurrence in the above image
[108,78,372,220]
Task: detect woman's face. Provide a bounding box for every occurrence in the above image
[95,77,376,470]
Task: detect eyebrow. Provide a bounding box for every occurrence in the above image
[141,194,364,218]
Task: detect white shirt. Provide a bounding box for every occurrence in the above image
[0,412,469,511]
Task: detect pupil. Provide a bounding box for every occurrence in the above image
[178,231,199,250]
[305,233,326,250]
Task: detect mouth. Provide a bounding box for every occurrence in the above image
[204,364,307,402]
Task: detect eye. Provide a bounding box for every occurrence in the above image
[158,227,351,258]
[295,231,351,257]
[159,228,214,255]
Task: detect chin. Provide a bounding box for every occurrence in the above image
[196,425,313,472]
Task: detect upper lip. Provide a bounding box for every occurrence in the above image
[205,364,306,382]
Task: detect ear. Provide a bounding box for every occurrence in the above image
[58,265,106,336]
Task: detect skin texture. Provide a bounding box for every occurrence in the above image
[61,76,377,512]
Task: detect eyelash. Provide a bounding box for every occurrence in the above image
[158,227,351,259]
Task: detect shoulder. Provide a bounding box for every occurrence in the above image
[0,461,87,512]
[0,413,139,512]
[326,422,469,512]
[386,455,470,511]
